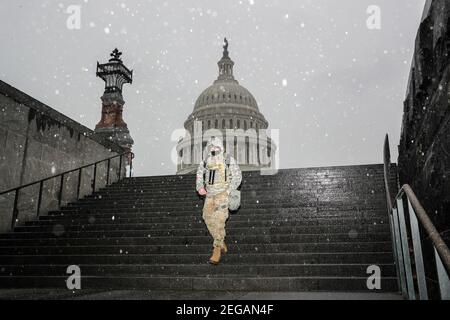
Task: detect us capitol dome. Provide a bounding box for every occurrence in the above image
[176,38,277,174]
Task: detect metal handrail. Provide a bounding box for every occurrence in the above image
[0,151,134,230]
[383,134,393,211]
[383,134,450,300]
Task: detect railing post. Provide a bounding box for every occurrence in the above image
[407,198,428,299]
[36,180,44,218]
[389,210,402,293]
[383,134,403,294]
[392,207,407,296]
[77,168,82,199]
[129,154,133,178]
[435,248,450,300]
[383,134,393,209]
[106,159,111,185]
[118,154,123,181]
[11,189,19,230]
[92,163,97,193]
[397,197,416,299]
[58,174,64,208]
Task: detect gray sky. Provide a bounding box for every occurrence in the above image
[0,0,425,176]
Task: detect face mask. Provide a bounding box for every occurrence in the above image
[211,147,221,156]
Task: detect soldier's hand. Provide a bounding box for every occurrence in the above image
[198,187,207,196]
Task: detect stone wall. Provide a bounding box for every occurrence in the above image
[398,0,450,239]
[0,80,126,232]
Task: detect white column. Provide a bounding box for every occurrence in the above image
[249,140,258,165]
[237,140,245,164]
[260,144,267,166]
[193,120,203,164]
[224,129,235,158]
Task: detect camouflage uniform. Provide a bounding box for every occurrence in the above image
[196,137,242,248]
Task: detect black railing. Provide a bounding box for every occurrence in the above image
[0,151,134,230]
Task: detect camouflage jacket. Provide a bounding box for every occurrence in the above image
[196,153,242,196]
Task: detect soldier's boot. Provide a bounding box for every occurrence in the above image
[221,243,228,254]
[209,246,221,265]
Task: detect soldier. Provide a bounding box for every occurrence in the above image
[196,137,242,265]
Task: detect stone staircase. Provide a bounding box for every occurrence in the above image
[0,164,399,293]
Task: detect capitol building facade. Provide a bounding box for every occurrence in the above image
[176,39,277,174]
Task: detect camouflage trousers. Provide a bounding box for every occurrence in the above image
[202,190,229,248]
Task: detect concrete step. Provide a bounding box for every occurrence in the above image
[73,196,386,206]
[105,176,390,187]
[3,224,391,239]
[47,207,388,217]
[99,184,388,194]
[0,242,393,255]
[0,263,397,277]
[79,192,387,202]
[29,215,388,227]
[109,174,389,182]
[0,275,398,292]
[60,202,387,212]
[0,252,394,265]
[16,219,389,233]
[0,232,393,246]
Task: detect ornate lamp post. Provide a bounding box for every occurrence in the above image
[94,48,134,163]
